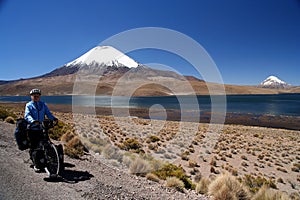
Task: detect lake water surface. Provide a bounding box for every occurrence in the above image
[0,94,300,116]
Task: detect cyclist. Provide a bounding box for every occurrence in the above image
[24,88,58,172]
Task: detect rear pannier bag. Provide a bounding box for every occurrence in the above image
[14,118,29,151]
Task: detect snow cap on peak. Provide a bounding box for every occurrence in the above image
[262,75,285,84]
[260,75,290,88]
[266,75,283,82]
[66,46,139,68]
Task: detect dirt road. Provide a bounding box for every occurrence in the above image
[0,121,208,200]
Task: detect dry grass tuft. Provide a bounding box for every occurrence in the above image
[292,163,300,172]
[196,177,210,195]
[243,174,277,194]
[208,173,250,200]
[152,163,195,190]
[166,177,185,193]
[64,136,86,159]
[251,186,290,200]
[149,159,163,171]
[60,131,75,143]
[120,138,142,153]
[129,157,152,176]
[188,159,198,168]
[194,172,202,183]
[0,107,16,121]
[49,120,73,140]
[277,177,284,184]
[210,158,217,167]
[146,173,160,183]
[4,116,15,124]
[121,155,133,167]
[276,167,288,173]
[290,192,300,200]
[102,144,123,162]
[147,135,160,143]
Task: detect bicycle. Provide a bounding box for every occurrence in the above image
[28,119,64,178]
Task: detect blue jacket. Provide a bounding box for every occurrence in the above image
[24,101,56,124]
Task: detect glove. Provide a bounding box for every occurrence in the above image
[53,118,58,125]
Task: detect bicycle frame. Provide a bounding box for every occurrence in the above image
[28,119,62,177]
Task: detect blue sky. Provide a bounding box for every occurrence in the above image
[0,0,300,85]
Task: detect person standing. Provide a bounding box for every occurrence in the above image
[24,88,57,172]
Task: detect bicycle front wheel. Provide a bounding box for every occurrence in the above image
[44,143,60,176]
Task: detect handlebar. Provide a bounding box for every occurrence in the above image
[29,119,58,130]
[42,119,57,129]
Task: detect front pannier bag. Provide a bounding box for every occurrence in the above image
[14,118,29,150]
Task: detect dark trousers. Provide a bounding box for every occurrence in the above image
[28,130,44,149]
[28,130,45,168]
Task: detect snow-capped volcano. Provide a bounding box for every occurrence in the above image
[66,46,138,68]
[259,76,291,89]
[43,46,139,77]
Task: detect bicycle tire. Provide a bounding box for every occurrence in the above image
[44,143,60,176]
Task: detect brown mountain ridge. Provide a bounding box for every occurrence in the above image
[0,45,299,96]
[0,71,298,96]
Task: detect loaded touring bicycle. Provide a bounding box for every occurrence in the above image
[15,118,64,178]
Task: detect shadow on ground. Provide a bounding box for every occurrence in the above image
[43,162,94,183]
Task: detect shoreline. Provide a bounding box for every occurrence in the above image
[1,102,300,131]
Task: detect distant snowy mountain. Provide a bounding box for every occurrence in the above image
[43,46,139,77]
[66,46,139,68]
[259,76,291,89]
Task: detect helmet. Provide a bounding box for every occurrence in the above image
[30,89,41,95]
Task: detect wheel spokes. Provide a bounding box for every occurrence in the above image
[45,143,60,176]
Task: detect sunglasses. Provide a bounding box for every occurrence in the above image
[32,94,41,97]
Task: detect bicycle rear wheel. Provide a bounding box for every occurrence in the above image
[44,143,60,176]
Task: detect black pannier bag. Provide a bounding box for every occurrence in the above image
[14,118,29,150]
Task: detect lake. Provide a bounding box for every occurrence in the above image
[0,94,300,117]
